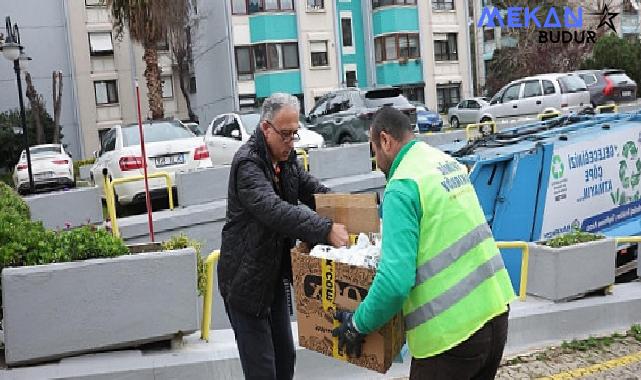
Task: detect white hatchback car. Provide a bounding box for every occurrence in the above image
[204,112,325,166]
[13,144,75,194]
[480,73,590,122]
[90,120,212,206]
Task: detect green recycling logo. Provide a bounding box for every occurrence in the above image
[551,155,564,180]
[613,141,641,205]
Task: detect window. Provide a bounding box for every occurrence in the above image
[400,85,425,103]
[236,0,295,14]
[235,46,254,80]
[384,36,397,60]
[375,33,420,62]
[189,76,197,94]
[523,80,542,98]
[282,43,299,69]
[372,0,416,8]
[254,44,267,70]
[502,84,521,102]
[341,17,353,48]
[578,74,597,86]
[232,0,248,14]
[94,80,119,105]
[468,100,481,109]
[156,36,169,51]
[101,129,116,153]
[85,0,105,6]
[346,71,357,87]
[248,43,299,73]
[483,28,495,41]
[121,122,194,147]
[434,33,458,61]
[543,80,556,95]
[161,76,174,99]
[89,32,113,56]
[307,0,324,10]
[559,75,587,93]
[310,41,328,67]
[375,38,383,62]
[436,84,460,113]
[623,1,636,13]
[432,0,454,10]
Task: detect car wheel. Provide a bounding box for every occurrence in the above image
[450,116,460,129]
[338,135,353,145]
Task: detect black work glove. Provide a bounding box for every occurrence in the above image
[332,311,366,358]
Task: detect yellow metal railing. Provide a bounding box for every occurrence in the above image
[201,250,221,342]
[496,241,530,302]
[596,104,618,114]
[296,149,309,172]
[466,121,497,141]
[102,171,174,237]
[537,110,562,121]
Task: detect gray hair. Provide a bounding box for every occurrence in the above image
[260,93,300,122]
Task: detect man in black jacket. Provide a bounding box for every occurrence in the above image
[218,93,349,380]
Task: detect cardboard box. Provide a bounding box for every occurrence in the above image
[291,193,405,373]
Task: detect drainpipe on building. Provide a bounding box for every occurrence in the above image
[62,0,85,159]
[333,1,343,88]
[294,4,307,113]
[224,0,239,111]
[464,0,474,98]
[362,0,376,89]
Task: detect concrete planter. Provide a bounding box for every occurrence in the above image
[175,166,230,207]
[1,248,199,366]
[308,144,372,180]
[25,187,102,230]
[527,239,616,302]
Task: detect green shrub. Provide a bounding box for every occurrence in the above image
[162,234,207,296]
[0,181,29,219]
[542,230,605,248]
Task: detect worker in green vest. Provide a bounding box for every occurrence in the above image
[333,106,516,379]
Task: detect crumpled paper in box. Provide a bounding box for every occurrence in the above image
[310,233,381,268]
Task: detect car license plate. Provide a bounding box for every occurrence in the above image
[155,154,184,167]
[35,171,54,180]
[622,90,632,97]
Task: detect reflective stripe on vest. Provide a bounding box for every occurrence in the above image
[405,252,505,330]
[414,223,493,286]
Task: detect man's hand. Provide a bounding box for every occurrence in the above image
[332,311,365,358]
[327,223,349,247]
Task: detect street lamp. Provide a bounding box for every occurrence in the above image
[1,16,34,193]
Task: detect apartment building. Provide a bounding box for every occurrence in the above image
[194,0,473,122]
[0,1,191,159]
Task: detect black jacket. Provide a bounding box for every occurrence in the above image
[218,129,332,317]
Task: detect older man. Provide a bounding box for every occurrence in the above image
[218,93,349,380]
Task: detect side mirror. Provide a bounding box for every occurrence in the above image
[93,150,100,159]
[231,129,241,140]
[306,116,312,124]
[490,99,499,105]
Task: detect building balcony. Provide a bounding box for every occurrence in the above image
[249,13,298,43]
[372,6,419,35]
[375,59,423,86]
[86,7,110,25]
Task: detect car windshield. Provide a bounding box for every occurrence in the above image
[122,122,195,147]
[605,73,632,83]
[239,113,261,134]
[558,75,587,93]
[364,89,412,108]
[29,145,61,156]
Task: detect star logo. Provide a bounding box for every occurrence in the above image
[591,3,619,33]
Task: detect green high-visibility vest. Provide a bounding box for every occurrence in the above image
[390,141,515,359]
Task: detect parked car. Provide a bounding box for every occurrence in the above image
[480,73,590,123]
[306,87,417,145]
[447,97,490,129]
[204,111,325,166]
[412,103,444,132]
[13,144,75,195]
[575,69,637,106]
[90,120,212,206]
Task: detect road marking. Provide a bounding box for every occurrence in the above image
[539,350,641,379]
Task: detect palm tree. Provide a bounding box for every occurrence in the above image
[107,0,175,119]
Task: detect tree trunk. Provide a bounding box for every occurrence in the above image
[177,63,197,122]
[143,47,165,120]
[52,71,63,144]
[24,71,45,145]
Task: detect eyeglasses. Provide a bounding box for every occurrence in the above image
[265,120,300,143]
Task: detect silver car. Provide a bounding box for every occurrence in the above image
[447,98,490,128]
[479,73,590,123]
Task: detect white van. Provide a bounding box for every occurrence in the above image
[480,73,590,122]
